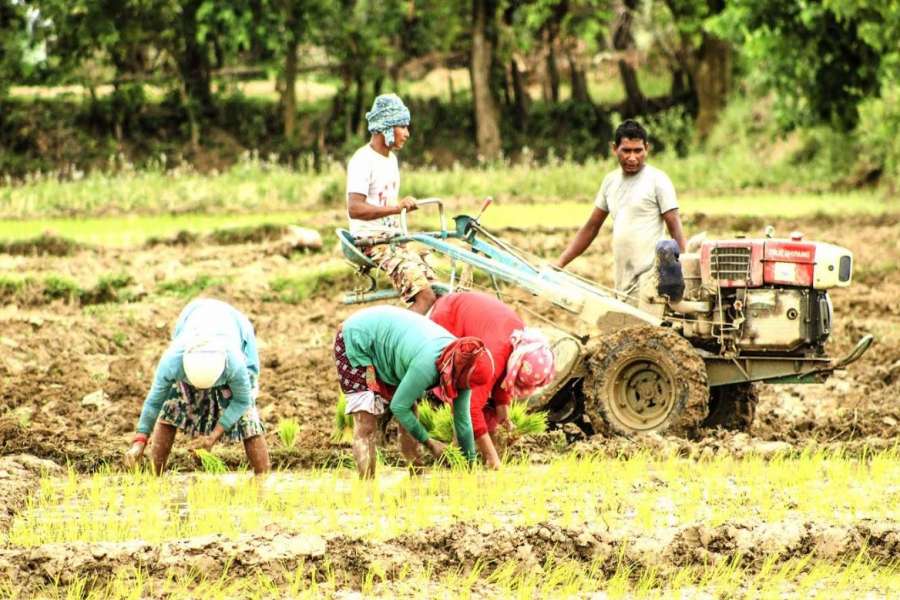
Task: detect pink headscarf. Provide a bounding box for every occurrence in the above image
[500,328,556,400]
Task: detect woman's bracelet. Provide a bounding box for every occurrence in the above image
[133,433,149,445]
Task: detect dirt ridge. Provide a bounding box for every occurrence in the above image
[2,519,899,592]
[0,455,63,531]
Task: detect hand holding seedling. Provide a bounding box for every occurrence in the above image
[495,404,513,432]
[187,424,225,454]
[123,441,146,468]
[188,435,217,453]
[425,438,446,459]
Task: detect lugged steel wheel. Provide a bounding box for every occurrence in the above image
[584,326,708,437]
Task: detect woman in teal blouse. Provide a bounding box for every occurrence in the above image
[334,305,494,478]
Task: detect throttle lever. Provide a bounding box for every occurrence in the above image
[475,196,493,222]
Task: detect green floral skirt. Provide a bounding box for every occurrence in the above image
[159,379,265,443]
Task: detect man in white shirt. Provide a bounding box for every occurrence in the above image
[557,120,687,298]
[346,94,437,314]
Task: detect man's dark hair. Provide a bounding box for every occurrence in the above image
[614,120,648,146]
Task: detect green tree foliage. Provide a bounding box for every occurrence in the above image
[3,0,898,181]
[715,0,890,130]
[36,1,256,112]
[0,0,47,98]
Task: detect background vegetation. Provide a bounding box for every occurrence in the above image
[0,0,897,191]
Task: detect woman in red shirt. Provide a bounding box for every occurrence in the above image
[429,292,555,468]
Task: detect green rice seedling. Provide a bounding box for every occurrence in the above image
[436,445,467,470]
[195,450,227,474]
[508,401,547,435]
[13,449,900,553]
[430,404,455,443]
[277,419,300,449]
[416,399,437,433]
[332,392,354,443]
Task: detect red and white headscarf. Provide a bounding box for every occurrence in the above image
[435,337,495,401]
[500,328,555,400]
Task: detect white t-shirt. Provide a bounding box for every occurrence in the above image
[346,144,401,237]
[594,164,678,292]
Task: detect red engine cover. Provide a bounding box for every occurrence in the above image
[762,241,815,286]
[700,239,817,287]
[700,240,764,287]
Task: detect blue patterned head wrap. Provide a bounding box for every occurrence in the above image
[365,94,411,147]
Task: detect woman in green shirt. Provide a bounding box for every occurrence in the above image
[334,305,494,478]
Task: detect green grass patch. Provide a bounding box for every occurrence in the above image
[81,273,139,304]
[470,192,896,231]
[208,223,288,245]
[0,276,32,301]
[0,232,84,256]
[0,212,313,246]
[156,275,229,298]
[2,157,896,227]
[0,162,339,219]
[268,262,354,304]
[41,275,81,302]
[0,272,138,306]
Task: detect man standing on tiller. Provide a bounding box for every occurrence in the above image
[557,120,687,300]
[346,93,437,314]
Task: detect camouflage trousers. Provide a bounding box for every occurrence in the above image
[365,242,436,303]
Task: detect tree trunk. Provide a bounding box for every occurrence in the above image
[545,27,560,103]
[568,49,591,104]
[690,33,731,140]
[613,0,645,117]
[510,58,529,129]
[618,60,645,116]
[373,76,384,99]
[351,73,366,137]
[283,40,298,141]
[670,66,689,98]
[470,0,501,160]
[180,83,200,152]
[176,0,213,119]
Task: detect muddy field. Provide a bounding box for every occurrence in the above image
[1,212,899,596]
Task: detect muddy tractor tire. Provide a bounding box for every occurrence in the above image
[584,326,709,437]
[703,382,758,432]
